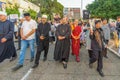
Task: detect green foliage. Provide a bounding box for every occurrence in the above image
[6,4,20,16]
[86,0,120,19]
[29,0,64,20]
[27,9,37,19]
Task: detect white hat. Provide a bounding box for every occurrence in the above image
[0,11,7,16]
[42,15,47,19]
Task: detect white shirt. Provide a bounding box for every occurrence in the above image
[14,25,18,32]
[21,19,37,40]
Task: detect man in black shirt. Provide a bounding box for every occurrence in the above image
[32,15,51,68]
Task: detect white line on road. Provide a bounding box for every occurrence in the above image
[21,68,33,80]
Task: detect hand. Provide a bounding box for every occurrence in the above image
[1,38,7,43]
[58,36,65,40]
[105,45,108,48]
[40,36,45,40]
[76,36,80,40]
[90,29,93,35]
[21,36,27,40]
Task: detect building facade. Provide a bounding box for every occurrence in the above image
[0,0,40,14]
[63,7,81,19]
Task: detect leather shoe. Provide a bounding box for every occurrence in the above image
[97,70,104,77]
[32,64,38,69]
[12,64,23,71]
[10,56,17,62]
[63,63,67,69]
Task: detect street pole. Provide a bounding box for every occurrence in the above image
[81,0,83,19]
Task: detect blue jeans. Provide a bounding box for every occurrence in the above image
[18,39,35,65]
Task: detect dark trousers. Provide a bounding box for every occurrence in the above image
[90,50,103,71]
[88,50,92,59]
[12,46,17,57]
[14,32,18,39]
[103,40,109,57]
[35,40,49,64]
[18,36,21,49]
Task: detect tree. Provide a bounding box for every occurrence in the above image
[86,0,120,19]
[29,0,64,20]
[6,4,20,16]
[27,9,37,19]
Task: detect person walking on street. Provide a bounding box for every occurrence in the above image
[101,18,110,58]
[12,13,37,71]
[17,17,25,50]
[54,17,71,69]
[89,20,107,77]
[32,15,51,68]
[0,11,16,63]
[71,19,82,62]
[84,21,93,67]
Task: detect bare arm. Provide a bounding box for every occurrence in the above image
[25,29,36,38]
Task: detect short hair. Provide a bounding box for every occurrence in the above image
[117,16,120,19]
[24,13,30,17]
[95,20,101,25]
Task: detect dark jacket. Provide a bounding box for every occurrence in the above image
[90,28,107,51]
[116,22,120,34]
[37,22,51,41]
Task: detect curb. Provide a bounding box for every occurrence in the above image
[107,47,120,58]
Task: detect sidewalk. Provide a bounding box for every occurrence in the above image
[108,40,120,57]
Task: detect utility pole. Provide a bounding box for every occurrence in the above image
[81,0,83,19]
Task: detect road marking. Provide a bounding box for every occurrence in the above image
[21,68,33,80]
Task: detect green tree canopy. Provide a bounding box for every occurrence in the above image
[29,0,64,20]
[27,9,37,19]
[6,4,20,16]
[86,0,120,19]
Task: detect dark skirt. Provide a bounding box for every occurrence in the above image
[0,41,16,63]
[54,39,70,62]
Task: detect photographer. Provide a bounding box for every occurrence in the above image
[116,16,120,54]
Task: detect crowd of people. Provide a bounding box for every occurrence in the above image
[0,11,120,77]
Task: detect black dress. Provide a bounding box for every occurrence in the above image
[54,24,71,62]
[0,20,16,63]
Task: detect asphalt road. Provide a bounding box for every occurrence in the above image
[0,43,120,80]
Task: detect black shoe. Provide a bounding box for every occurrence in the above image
[63,63,67,69]
[30,58,34,62]
[43,57,47,61]
[32,64,38,69]
[10,56,17,62]
[97,70,104,77]
[12,64,23,71]
[89,63,93,69]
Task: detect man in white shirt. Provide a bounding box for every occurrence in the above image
[12,13,37,71]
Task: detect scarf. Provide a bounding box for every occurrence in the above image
[94,29,102,48]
